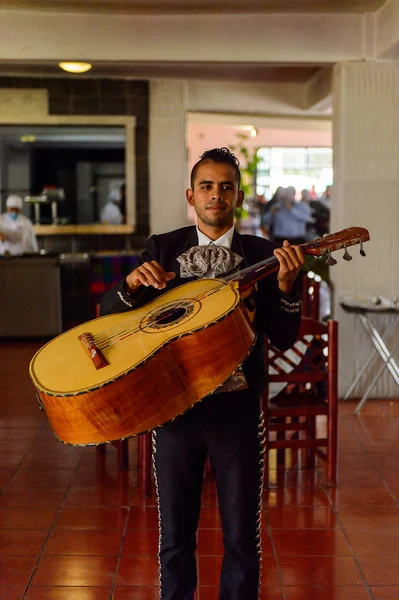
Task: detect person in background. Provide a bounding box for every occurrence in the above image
[100,189,123,225]
[309,186,330,236]
[0,195,38,256]
[100,147,304,600]
[260,185,284,238]
[263,186,313,245]
[300,188,318,241]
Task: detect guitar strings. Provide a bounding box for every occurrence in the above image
[94,255,280,351]
[94,257,276,347]
[92,231,363,350]
[95,256,280,348]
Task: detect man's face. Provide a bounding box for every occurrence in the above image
[186,161,244,234]
[7,208,20,215]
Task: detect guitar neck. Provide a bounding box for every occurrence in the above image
[227,227,370,292]
[233,256,280,293]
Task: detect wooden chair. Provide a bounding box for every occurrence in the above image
[262,317,338,487]
[301,271,321,320]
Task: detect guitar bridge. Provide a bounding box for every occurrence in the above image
[78,332,109,370]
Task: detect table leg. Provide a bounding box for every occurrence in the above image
[355,338,399,414]
[359,314,399,384]
[344,320,396,400]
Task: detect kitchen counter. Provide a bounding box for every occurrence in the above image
[34,224,135,235]
[34,223,136,253]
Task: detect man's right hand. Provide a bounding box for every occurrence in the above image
[125,261,176,293]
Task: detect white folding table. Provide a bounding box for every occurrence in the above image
[341,301,399,414]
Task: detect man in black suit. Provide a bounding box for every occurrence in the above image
[101,148,304,600]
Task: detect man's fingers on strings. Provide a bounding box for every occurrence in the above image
[274,248,294,270]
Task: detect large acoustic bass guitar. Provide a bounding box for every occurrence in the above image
[30,227,369,446]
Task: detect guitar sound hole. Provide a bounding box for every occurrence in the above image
[154,307,187,325]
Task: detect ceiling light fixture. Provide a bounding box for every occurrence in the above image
[237,125,258,138]
[58,62,92,74]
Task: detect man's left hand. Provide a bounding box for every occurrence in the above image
[273,240,305,295]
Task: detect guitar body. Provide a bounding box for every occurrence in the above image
[30,279,255,445]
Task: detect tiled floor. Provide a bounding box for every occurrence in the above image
[0,339,398,600]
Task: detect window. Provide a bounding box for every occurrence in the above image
[256,147,333,198]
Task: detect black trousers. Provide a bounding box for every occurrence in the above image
[152,389,264,600]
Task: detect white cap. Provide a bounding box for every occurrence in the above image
[6,195,23,210]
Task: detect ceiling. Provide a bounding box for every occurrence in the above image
[1,0,388,13]
[0,60,323,83]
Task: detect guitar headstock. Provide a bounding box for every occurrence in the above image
[304,227,370,264]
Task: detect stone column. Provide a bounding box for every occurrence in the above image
[149,80,187,235]
[332,60,399,398]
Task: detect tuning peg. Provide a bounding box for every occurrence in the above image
[359,242,366,257]
[343,246,353,261]
[325,252,337,266]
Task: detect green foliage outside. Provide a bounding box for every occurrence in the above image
[229,133,261,220]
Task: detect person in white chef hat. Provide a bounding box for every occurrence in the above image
[100,189,124,225]
[0,195,38,256]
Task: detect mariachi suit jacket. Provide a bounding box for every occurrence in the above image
[100,226,301,396]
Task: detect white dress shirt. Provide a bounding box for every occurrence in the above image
[196,225,248,393]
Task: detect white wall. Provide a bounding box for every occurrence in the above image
[188,122,332,170]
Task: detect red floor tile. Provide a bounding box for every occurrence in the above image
[64,484,132,507]
[267,506,337,529]
[127,507,159,530]
[336,506,399,529]
[113,589,160,600]
[337,467,385,488]
[55,506,128,530]
[327,485,397,506]
[32,555,118,586]
[0,555,37,585]
[19,451,82,470]
[272,529,351,555]
[265,487,330,507]
[0,488,66,507]
[345,528,399,555]
[1,340,399,599]
[0,507,58,529]
[25,588,111,599]
[116,556,159,586]
[356,557,399,585]
[0,530,48,555]
[371,587,399,599]
[0,587,27,600]
[278,555,362,586]
[122,528,159,555]
[0,470,15,487]
[44,529,123,555]
[284,586,371,599]
[10,469,76,488]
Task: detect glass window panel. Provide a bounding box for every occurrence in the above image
[270,147,307,169]
[257,147,270,165]
[256,146,333,199]
[307,147,333,168]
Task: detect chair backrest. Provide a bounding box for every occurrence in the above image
[301,271,321,320]
[265,317,338,398]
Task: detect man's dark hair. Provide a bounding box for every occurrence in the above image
[190,147,241,189]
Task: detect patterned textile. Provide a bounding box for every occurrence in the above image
[177,244,243,278]
[90,254,140,300]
